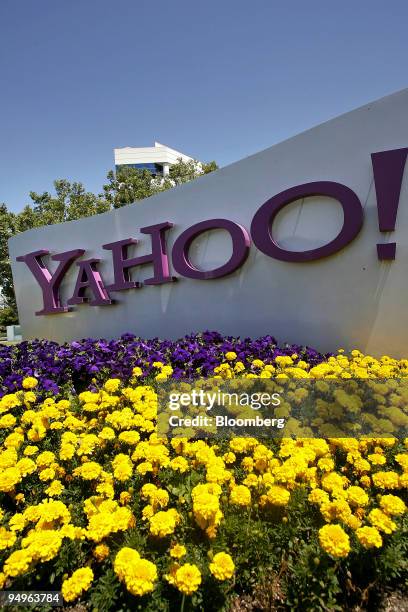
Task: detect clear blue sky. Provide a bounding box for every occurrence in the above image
[1,0,407,212]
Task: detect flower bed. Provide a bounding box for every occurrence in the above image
[0,335,407,611]
[0,332,327,398]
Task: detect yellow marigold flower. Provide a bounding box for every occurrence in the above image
[0,527,17,550]
[35,499,71,525]
[368,509,397,534]
[318,457,335,472]
[132,367,143,377]
[62,567,93,602]
[209,552,235,580]
[346,486,369,507]
[225,351,237,361]
[118,431,140,445]
[8,514,26,533]
[320,499,352,523]
[4,549,33,577]
[395,453,408,470]
[119,491,132,506]
[142,505,155,521]
[230,485,251,507]
[136,461,153,475]
[112,454,133,481]
[114,547,157,597]
[4,432,24,449]
[23,445,39,456]
[379,494,406,516]
[174,563,202,595]
[321,472,346,493]
[372,471,400,490]
[104,378,121,393]
[155,372,168,381]
[0,414,16,429]
[22,530,62,562]
[22,377,38,390]
[93,544,110,561]
[98,427,116,441]
[86,512,115,542]
[24,391,36,404]
[170,544,187,559]
[345,515,362,530]
[74,461,102,480]
[16,458,36,477]
[150,509,180,537]
[45,480,65,497]
[150,488,169,509]
[36,451,55,467]
[318,524,350,558]
[275,356,293,367]
[243,473,260,488]
[266,485,290,506]
[170,456,189,473]
[39,467,55,481]
[59,444,75,460]
[308,489,330,504]
[356,526,383,549]
[0,467,21,492]
[141,483,158,498]
[360,475,371,488]
[368,453,386,466]
[114,547,140,581]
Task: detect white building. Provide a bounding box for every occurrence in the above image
[114,142,197,177]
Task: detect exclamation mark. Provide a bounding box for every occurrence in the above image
[371,147,408,260]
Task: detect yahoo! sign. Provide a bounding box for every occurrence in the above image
[15,149,408,316]
[8,90,408,354]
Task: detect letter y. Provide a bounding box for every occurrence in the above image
[16,249,84,315]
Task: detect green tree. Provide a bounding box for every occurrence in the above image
[102,167,160,209]
[166,158,218,186]
[0,306,18,331]
[0,203,17,315]
[102,159,219,208]
[29,179,111,224]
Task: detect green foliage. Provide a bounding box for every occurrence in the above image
[89,569,120,612]
[103,167,161,208]
[0,203,16,312]
[167,158,218,186]
[0,306,18,331]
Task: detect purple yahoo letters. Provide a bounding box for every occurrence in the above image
[67,259,112,306]
[250,181,363,262]
[16,249,85,315]
[103,222,174,290]
[172,218,251,279]
[14,148,408,316]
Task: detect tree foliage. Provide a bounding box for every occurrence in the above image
[0,204,17,316]
[0,159,218,321]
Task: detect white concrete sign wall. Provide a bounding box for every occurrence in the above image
[8,89,408,356]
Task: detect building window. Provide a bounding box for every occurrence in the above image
[115,163,164,176]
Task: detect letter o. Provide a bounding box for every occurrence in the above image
[250,181,364,262]
[172,218,250,279]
